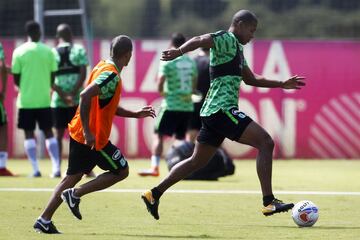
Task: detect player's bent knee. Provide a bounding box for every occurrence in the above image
[263,135,274,150]
[257,134,274,151]
[111,166,129,180]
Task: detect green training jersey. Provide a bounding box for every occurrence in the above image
[51,43,88,108]
[159,55,197,111]
[0,43,4,60]
[200,31,248,117]
[12,41,58,109]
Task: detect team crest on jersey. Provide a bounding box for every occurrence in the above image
[112,150,121,160]
[231,109,246,119]
[120,158,127,167]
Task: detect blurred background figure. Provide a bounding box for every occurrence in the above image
[0,42,14,176]
[51,23,93,177]
[138,33,198,177]
[11,21,60,177]
[186,47,210,143]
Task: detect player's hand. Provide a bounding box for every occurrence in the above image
[63,95,75,106]
[282,75,306,89]
[161,48,182,61]
[84,131,95,149]
[136,106,156,118]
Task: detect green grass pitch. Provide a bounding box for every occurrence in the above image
[0,159,359,239]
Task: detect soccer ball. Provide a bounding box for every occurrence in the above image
[292,200,319,227]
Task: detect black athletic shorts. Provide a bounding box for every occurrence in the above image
[197,107,253,147]
[0,102,7,126]
[188,103,202,131]
[67,137,128,175]
[17,108,53,131]
[52,106,78,129]
[155,109,192,140]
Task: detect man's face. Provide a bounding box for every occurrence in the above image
[123,51,132,66]
[237,21,257,45]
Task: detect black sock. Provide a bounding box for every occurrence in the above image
[151,187,163,200]
[263,194,275,206]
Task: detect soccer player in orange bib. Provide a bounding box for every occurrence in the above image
[33,35,156,234]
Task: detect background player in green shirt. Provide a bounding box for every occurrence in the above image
[0,42,14,176]
[11,21,61,178]
[186,47,210,143]
[51,23,89,176]
[142,10,305,220]
[138,33,197,177]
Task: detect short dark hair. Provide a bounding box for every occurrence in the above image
[56,23,72,41]
[171,33,186,48]
[232,10,258,25]
[25,20,40,36]
[110,35,133,58]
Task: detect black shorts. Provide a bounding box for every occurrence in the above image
[0,102,7,126]
[52,106,78,129]
[67,137,128,175]
[197,107,253,147]
[155,109,192,139]
[17,108,53,131]
[187,103,202,131]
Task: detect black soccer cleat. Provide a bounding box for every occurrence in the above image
[33,219,61,234]
[61,188,82,220]
[262,198,294,216]
[141,190,160,220]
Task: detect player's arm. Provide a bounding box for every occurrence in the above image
[0,59,7,102]
[242,65,306,89]
[115,106,156,119]
[157,75,166,95]
[71,65,86,95]
[161,34,214,61]
[13,74,20,87]
[51,72,73,106]
[79,82,101,148]
[192,74,197,93]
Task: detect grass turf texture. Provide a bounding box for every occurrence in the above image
[0,159,359,239]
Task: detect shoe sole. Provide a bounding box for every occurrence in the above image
[138,172,159,177]
[138,174,159,177]
[141,195,159,220]
[263,204,294,216]
[34,228,43,233]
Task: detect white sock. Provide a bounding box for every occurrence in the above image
[150,155,160,168]
[38,217,51,224]
[24,139,39,173]
[45,137,60,173]
[0,152,7,168]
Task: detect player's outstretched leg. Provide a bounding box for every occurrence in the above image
[262,198,294,216]
[33,218,61,234]
[141,190,160,220]
[61,188,82,220]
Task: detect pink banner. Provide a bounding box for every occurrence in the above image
[1,39,359,159]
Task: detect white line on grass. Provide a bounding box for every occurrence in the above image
[0,188,360,196]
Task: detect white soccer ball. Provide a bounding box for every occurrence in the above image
[292,200,319,227]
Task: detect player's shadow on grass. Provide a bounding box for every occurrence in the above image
[265,225,360,230]
[118,234,240,239]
